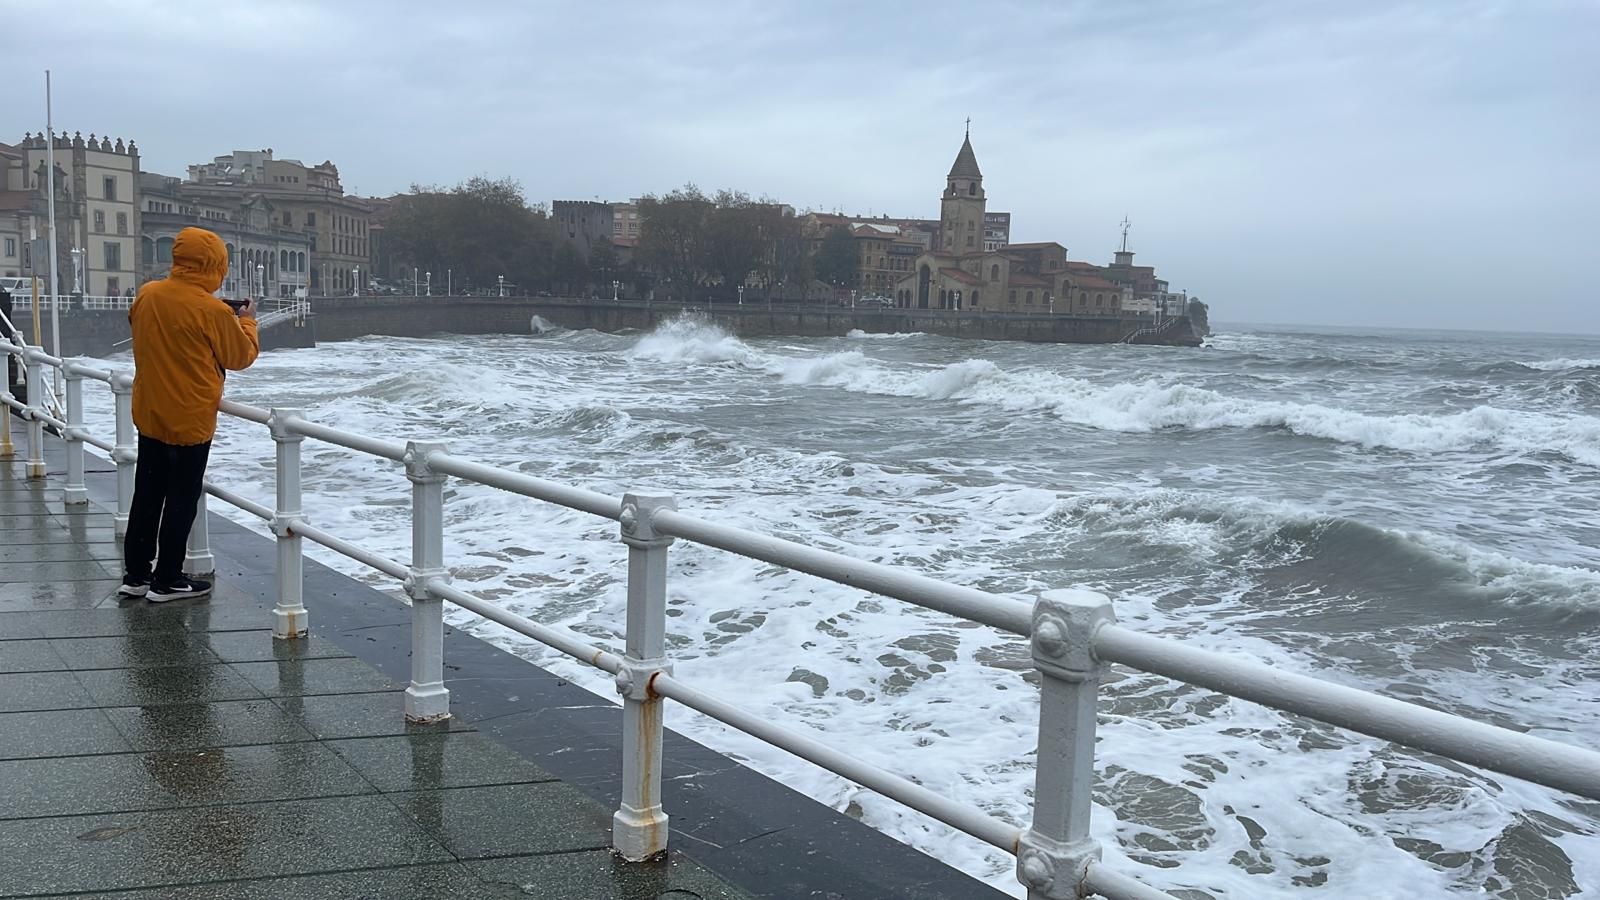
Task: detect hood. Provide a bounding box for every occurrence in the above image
[170,227,229,293]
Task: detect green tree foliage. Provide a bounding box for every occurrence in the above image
[812,226,857,287]
[638,186,804,301]
[381,177,559,293]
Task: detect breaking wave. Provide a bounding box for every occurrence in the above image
[631,319,1600,467]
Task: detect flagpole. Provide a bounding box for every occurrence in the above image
[44,70,63,395]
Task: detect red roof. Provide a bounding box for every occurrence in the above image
[1070,274,1120,290]
[1002,241,1066,251]
[1009,273,1051,287]
[938,267,983,286]
[0,191,34,212]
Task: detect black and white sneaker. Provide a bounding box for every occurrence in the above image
[148,576,213,603]
[117,576,151,599]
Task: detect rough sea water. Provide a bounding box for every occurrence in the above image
[92,316,1600,898]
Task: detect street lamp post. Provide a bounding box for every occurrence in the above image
[497,274,504,297]
[446,268,451,297]
[352,265,361,298]
[612,280,620,302]
[256,263,265,300]
[413,266,419,297]
[425,271,431,297]
[737,284,743,306]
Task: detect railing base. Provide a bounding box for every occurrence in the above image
[271,606,309,640]
[404,683,451,723]
[612,805,670,862]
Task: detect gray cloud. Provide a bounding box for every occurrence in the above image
[3,0,1593,332]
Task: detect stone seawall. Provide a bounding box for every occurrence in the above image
[19,309,316,358]
[311,296,1204,347]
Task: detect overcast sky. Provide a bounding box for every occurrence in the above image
[3,0,1594,333]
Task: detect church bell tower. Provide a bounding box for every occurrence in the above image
[940,121,987,254]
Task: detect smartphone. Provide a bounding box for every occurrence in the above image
[223,298,248,311]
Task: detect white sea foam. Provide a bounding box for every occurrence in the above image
[1522,357,1600,372]
[846,328,925,340]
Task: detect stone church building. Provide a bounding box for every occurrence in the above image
[891,130,1132,317]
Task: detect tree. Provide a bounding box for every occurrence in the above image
[552,243,589,296]
[703,191,765,299]
[589,240,618,295]
[637,184,712,301]
[813,226,856,288]
[380,176,560,294]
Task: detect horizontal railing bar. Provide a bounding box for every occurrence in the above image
[81,433,114,453]
[428,453,623,521]
[203,481,272,520]
[1,396,23,412]
[34,410,67,430]
[429,578,625,674]
[63,362,114,382]
[651,672,1022,852]
[292,520,410,580]
[1084,864,1181,900]
[1094,624,1600,801]
[219,399,270,425]
[650,508,1034,636]
[283,415,407,462]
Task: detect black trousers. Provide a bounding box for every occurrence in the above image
[124,434,212,584]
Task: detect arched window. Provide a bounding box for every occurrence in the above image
[1026,291,1034,305]
[141,237,155,266]
[1096,293,1104,306]
[281,250,289,269]
[970,290,980,306]
[968,182,976,196]
[1079,291,1088,305]
[990,264,999,280]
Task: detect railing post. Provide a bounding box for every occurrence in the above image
[612,492,676,861]
[0,348,15,460]
[268,408,307,639]
[1017,589,1115,900]
[23,349,46,479]
[183,490,214,577]
[109,373,136,535]
[62,366,87,504]
[402,440,451,723]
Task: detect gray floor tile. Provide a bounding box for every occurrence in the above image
[0,577,125,611]
[391,782,612,859]
[4,524,119,545]
[272,691,472,741]
[49,633,224,670]
[0,740,376,819]
[0,540,122,562]
[471,849,758,900]
[0,794,455,896]
[201,629,353,664]
[0,514,65,531]
[75,663,265,707]
[0,707,133,759]
[0,637,66,673]
[21,607,186,638]
[24,862,508,899]
[0,559,116,581]
[0,669,97,712]
[103,697,317,751]
[326,732,558,793]
[230,657,400,698]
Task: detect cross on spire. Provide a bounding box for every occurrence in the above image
[965,116,971,137]
[1120,216,1132,253]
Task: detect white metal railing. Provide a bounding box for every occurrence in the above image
[4,338,1599,900]
[256,297,311,331]
[9,294,136,311]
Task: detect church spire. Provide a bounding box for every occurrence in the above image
[948,124,981,180]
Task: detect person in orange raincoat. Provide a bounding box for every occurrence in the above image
[119,227,259,602]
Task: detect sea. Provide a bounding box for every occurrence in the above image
[91,316,1600,898]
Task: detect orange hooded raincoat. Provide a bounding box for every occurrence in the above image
[129,227,260,445]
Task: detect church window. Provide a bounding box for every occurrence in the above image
[966,236,974,248]
[990,264,999,280]
[1096,294,1104,306]
[1026,291,1034,305]
[971,290,980,306]
[968,182,976,196]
